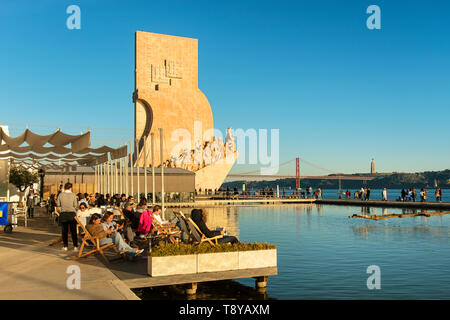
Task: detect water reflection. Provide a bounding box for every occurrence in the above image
[163,204,450,299]
[351,223,449,239]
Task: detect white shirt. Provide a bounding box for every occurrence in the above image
[76,209,90,226]
[153,213,166,225]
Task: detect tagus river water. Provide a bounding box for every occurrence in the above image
[136,204,450,300]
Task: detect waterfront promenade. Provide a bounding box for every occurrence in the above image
[0,208,140,300]
[1,198,449,300]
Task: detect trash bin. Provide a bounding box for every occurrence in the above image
[0,202,12,233]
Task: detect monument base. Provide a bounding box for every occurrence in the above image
[194,152,238,191]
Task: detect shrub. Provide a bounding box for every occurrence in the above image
[150,241,276,257]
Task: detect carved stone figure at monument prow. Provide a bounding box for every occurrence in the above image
[133,31,237,191]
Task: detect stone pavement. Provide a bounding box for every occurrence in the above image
[0,208,140,300]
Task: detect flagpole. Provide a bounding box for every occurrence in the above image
[136,139,140,201]
[151,132,155,205]
[159,128,165,220]
[129,141,133,198]
[144,135,148,202]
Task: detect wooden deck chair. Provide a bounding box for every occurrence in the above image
[72,216,121,263]
[151,216,181,244]
[186,217,223,246]
[173,211,194,243]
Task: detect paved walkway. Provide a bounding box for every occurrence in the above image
[0,208,140,300]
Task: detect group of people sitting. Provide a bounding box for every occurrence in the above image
[54,182,239,261]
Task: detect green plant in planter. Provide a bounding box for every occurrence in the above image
[150,241,276,257]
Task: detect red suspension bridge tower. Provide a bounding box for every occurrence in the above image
[296,157,300,189]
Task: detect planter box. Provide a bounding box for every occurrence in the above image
[148,254,197,277]
[197,252,239,273]
[239,249,277,269]
[148,249,277,277]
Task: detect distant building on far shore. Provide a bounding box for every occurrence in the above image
[371,158,376,175]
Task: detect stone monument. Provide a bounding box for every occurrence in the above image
[133,31,237,191]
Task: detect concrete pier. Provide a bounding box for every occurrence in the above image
[316,198,450,210]
[0,207,277,300]
[0,209,140,300]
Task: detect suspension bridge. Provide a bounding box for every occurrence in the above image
[227,157,375,188]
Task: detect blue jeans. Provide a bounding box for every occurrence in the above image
[99,233,137,257]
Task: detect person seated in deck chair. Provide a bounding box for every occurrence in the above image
[191,209,239,244]
[87,213,143,258]
[137,200,153,237]
[151,205,176,228]
[121,201,140,243]
[76,203,91,227]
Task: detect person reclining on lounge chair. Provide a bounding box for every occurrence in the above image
[191,209,239,244]
[87,213,143,258]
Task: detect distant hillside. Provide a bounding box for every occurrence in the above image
[222,170,450,190]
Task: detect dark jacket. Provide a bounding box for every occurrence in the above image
[191,209,221,238]
[123,208,140,230]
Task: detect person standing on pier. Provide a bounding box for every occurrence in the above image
[26,184,36,218]
[366,188,371,200]
[401,189,406,201]
[412,188,417,202]
[57,182,79,251]
[382,188,387,201]
[435,188,441,202]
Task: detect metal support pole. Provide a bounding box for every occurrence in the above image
[151,132,155,205]
[96,165,99,193]
[109,159,113,196]
[112,160,115,195]
[129,141,133,198]
[98,164,101,194]
[159,128,165,220]
[100,163,102,195]
[106,160,110,196]
[125,155,128,197]
[136,139,140,201]
[122,158,125,195]
[101,163,104,195]
[144,135,148,201]
[102,162,107,195]
[117,159,120,195]
[120,158,123,195]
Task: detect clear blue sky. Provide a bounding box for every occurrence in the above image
[1,0,449,175]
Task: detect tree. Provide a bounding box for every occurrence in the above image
[9,165,39,205]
